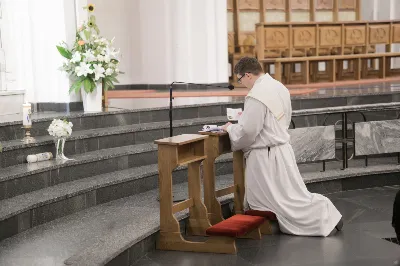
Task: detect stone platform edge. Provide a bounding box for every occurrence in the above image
[64,165,400,266]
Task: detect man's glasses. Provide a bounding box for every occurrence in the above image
[237,74,245,84]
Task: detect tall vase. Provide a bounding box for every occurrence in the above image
[81,82,103,112]
[55,138,70,161]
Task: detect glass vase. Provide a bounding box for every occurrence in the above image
[55,138,70,161]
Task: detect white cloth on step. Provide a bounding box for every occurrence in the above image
[226,73,342,237]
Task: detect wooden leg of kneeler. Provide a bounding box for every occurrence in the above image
[238,227,262,240]
[158,232,237,254]
[186,161,212,236]
[233,151,245,215]
[203,137,224,225]
[260,221,273,235]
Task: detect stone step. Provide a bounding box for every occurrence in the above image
[1,157,400,265]
[2,159,396,266]
[2,92,399,142]
[0,103,236,141]
[0,156,233,242]
[0,116,227,168]
[0,174,236,266]
[66,163,400,266]
[0,143,158,200]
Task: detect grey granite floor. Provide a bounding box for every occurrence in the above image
[133,185,400,266]
[0,178,398,266]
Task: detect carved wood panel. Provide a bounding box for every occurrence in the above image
[238,0,260,10]
[265,27,289,49]
[392,25,400,43]
[228,33,235,54]
[291,0,310,10]
[239,33,256,45]
[369,25,390,44]
[319,26,342,46]
[239,33,257,53]
[227,0,234,10]
[316,0,333,10]
[339,0,356,10]
[345,26,366,45]
[293,27,316,48]
[264,0,285,10]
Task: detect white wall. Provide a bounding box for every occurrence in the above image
[2,0,80,103]
[90,0,229,85]
[1,0,229,104]
[8,0,399,104]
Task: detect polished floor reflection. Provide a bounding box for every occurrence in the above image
[134,186,400,266]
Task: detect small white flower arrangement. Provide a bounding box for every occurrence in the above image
[48,119,73,138]
[56,4,122,94]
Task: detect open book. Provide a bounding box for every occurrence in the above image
[227,108,242,121]
[201,125,222,132]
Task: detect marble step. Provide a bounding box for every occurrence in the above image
[0,103,238,141]
[2,95,399,142]
[0,156,233,242]
[1,158,400,265]
[0,174,236,266]
[0,143,158,200]
[0,116,227,168]
[60,162,400,266]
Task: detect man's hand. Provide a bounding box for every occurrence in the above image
[221,122,232,132]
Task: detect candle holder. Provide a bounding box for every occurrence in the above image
[21,125,35,143]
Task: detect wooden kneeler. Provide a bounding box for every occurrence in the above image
[200,131,277,235]
[154,134,264,254]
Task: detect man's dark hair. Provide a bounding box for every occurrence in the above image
[234,57,263,75]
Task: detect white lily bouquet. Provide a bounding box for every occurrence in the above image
[48,119,73,138]
[48,119,73,161]
[56,4,122,94]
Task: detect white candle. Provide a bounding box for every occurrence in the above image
[22,103,32,126]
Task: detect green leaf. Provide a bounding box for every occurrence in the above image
[109,76,119,83]
[89,15,96,23]
[104,79,115,91]
[89,78,96,92]
[84,30,91,40]
[83,78,92,93]
[94,25,100,35]
[69,77,84,94]
[56,45,72,59]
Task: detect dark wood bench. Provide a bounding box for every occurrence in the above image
[261,52,400,85]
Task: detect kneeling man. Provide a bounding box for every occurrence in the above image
[222,57,343,237]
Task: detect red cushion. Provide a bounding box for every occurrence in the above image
[245,210,277,220]
[206,214,265,238]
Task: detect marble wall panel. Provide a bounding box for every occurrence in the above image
[355,120,400,155]
[289,125,335,163]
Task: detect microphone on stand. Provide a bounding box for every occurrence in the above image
[169,82,235,137]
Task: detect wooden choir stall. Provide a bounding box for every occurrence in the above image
[227,0,400,86]
[154,133,278,254]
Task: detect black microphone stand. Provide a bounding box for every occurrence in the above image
[162,81,234,202]
[169,82,234,137]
